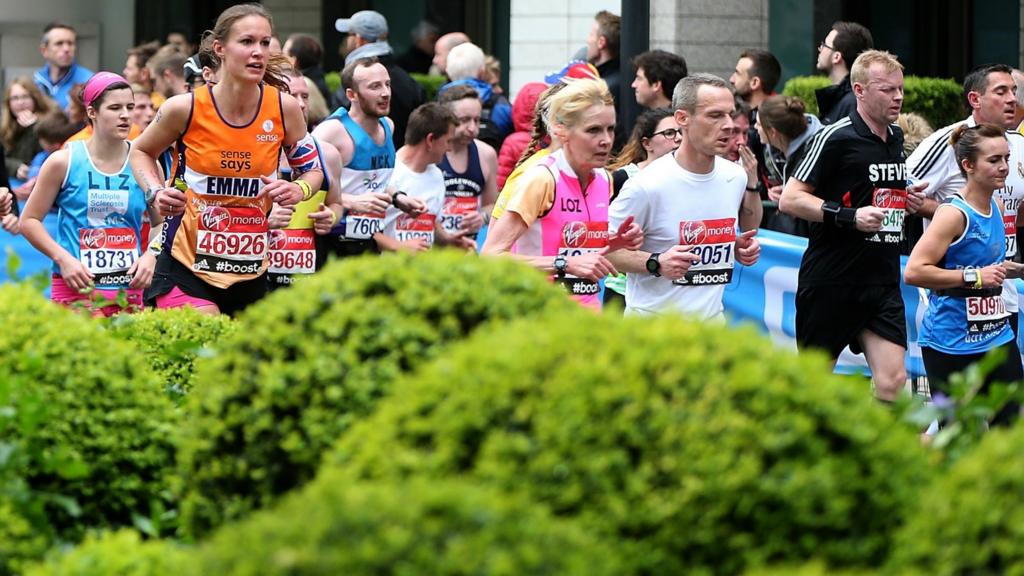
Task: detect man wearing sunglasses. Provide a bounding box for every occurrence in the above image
[815,21,874,125]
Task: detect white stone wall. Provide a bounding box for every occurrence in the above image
[264,0,322,43]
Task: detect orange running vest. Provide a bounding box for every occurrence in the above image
[169,84,284,288]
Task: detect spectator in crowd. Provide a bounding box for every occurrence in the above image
[2,77,56,186]
[631,50,688,109]
[0,152,14,233]
[166,30,194,55]
[148,45,189,100]
[483,55,504,96]
[397,20,439,75]
[432,31,469,77]
[130,83,156,132]
[897,112,934,156]
[497,81,547,190]
[483,78,641,310]
[723,95,751,163]
[25,111,76,184]
[335,10,426,148]
[587,10,625,149]
[756,95,823,236]
[730,48,781,198]
[436,42,512,150]
[123,41,162,106]
[815,21,873,125]
[34,22,93,112]
[284,34,335,109]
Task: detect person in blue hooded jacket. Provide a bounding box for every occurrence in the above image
[436,42,512,152]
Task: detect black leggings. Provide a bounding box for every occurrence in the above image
[921,340,1023,427]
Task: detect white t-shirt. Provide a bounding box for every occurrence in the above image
[609,153,746,319]
[381,160,446,247]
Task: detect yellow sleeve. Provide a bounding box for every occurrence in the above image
[504,165,555,228]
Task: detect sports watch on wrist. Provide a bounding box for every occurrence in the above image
[553,255,568,277]
[962,267,980,288]
[646,252,662,277]
[145,185,160,206]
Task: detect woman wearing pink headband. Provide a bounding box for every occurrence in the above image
[20,72,161,316]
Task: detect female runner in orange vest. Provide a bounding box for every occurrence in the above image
[129,3,327,315]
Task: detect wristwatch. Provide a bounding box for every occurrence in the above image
[646,252,662,277]
[553,255,568,277]
[145,185,160,206]
[963,267,981,289]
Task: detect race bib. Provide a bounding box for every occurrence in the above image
[870,187,906,244]
[396,213,436,246]
[1004,213,1017,258]
[79,226,138,286]
[440,196,479,234]
[344,209,385,240]
[555,220,607,297]
[674,218,736,286]
[195,205,267,275]
[966,294,1010,337]
[268,228,316,275]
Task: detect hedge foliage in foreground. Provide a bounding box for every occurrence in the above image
[106,307,235,400]
[329,313,930,575]
[0,285,177,568]
[176,251,576,537]
[197,474,621,576]
[889,423,1024,575]
[25,530,189,576]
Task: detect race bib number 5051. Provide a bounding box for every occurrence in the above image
[675,218,736,286]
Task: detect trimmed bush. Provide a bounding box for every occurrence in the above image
[783,75,963,129]
[196,473,621,575]
[0,499,51,576]
[25,530,189,576]
[411,73,448,101]
[889,424,1024,575]
[0,286,178,550]
[177,251,576,537]
[107,308,235,399]
[329,313,930,575]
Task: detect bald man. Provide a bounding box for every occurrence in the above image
[432,32,469,77]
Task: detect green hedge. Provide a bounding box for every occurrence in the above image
[107,308,235,400]
[25,530,189,576]
[889,424,1024,574]
[0,499,51,576]
[411,73,448,101]
[196,474,621,575]
[329,313,930,575]
[0,286,178,570]
[782,75,963,129]
[176,251,577,537]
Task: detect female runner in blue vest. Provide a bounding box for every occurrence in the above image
[905,123,1024,424]
[21,72,160,316]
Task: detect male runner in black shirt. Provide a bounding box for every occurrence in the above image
[780,50,928,401]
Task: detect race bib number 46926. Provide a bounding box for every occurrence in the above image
[871,187,906,243]
[195,205,268,275]
[674,218,736,286]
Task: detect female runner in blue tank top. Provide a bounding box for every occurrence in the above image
[905,123,1024,425]
[21,72,161,316]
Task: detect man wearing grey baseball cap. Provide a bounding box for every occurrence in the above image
[333,10,424,148]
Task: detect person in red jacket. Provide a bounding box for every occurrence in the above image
[497,81,546,191]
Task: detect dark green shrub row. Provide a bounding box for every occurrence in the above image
[0,285,178,572]
[176,251,576,537]
[328,312,930,575]
[106,308,235,400]
[782,75,963,129]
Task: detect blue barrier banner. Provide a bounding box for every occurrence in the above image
[0,204,58,287]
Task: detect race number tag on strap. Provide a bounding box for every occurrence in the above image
[344,209,385,240]
[440,196,478,234]
[966,294,1010,338]
[1004,214,1017,258]
[268,228,316,275]
[79,226,138,286]
[674,218,736,286]
[396,213,437,246]
[195,205,268,275]
[870,187,906,244]
[555,220,607,298]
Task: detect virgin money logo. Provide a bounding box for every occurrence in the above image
[269,229,287,250]
[202,206,231,232]
[81,228,106,249]
[681,221,706,244]
[873,188,904,208]
[562,221,589,248]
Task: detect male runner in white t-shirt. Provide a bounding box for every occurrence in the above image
[608,73,762,319]
[375,102,476,252]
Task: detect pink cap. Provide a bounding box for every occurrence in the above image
[82,72,129,108]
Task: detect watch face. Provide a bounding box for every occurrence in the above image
[964,270,978,282]
[646,255,659,273]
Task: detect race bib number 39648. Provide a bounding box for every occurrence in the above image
[675,218,736,286]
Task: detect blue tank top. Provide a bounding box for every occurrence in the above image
[919,195,1013,354]
[327,107,395,240]
[54,140,146,288]
[438,140,486,234]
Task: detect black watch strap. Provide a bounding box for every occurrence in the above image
[646,252,661,277]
